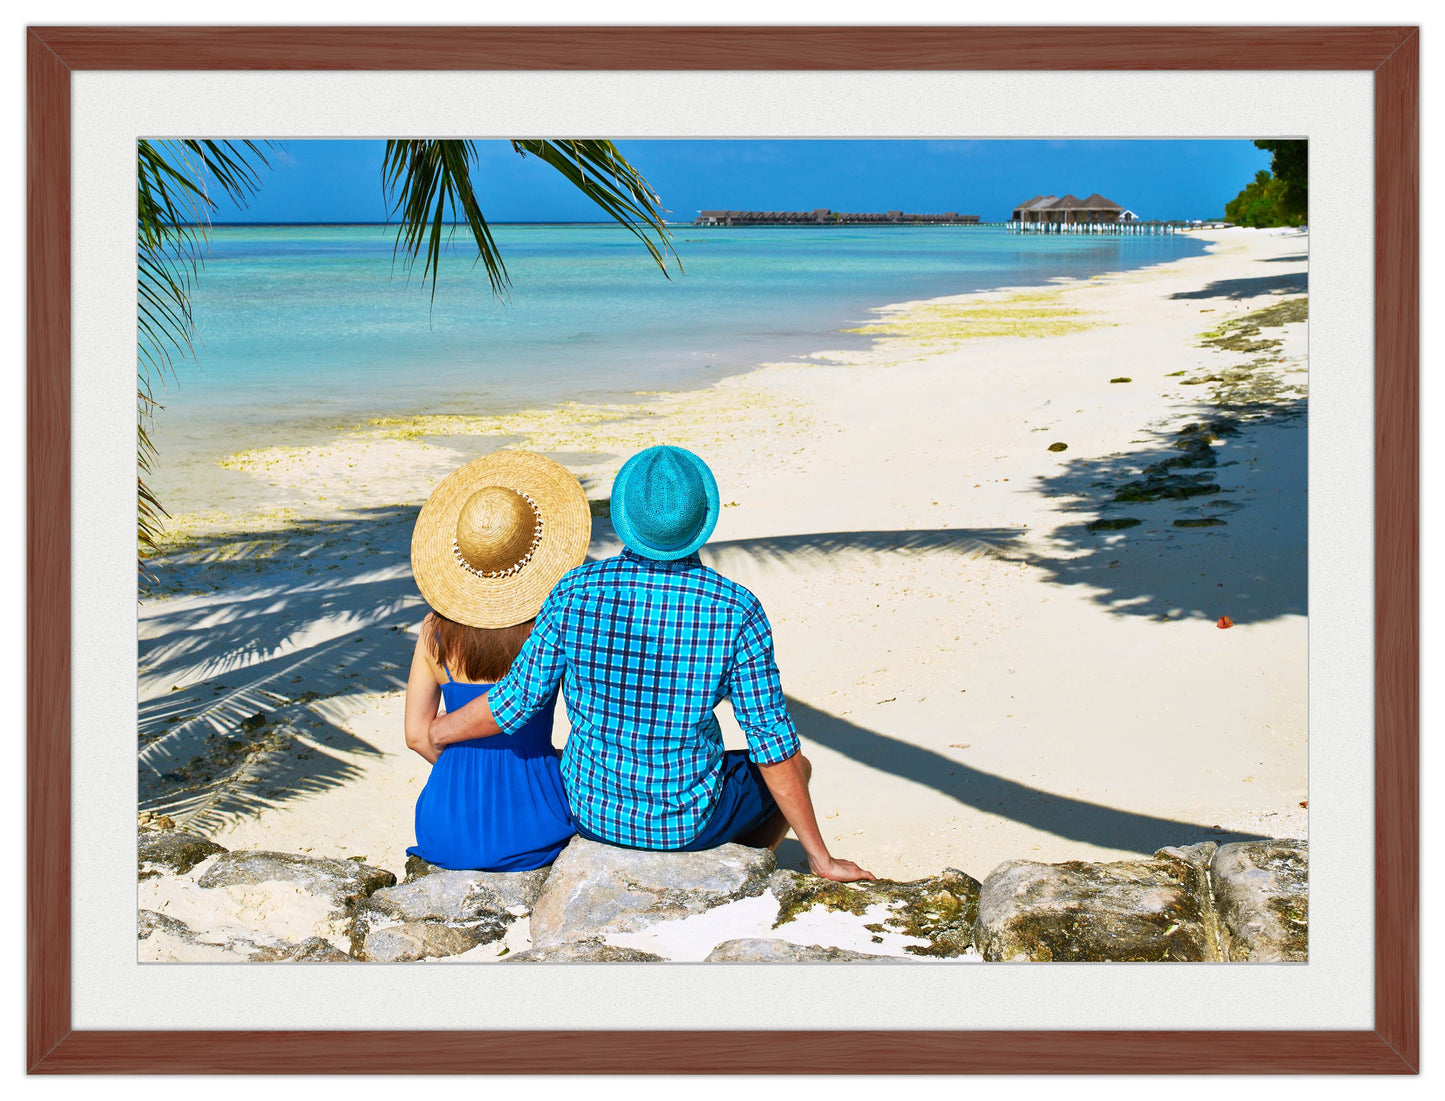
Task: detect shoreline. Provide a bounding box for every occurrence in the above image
[140,227,1309,884]
[148,225,1208,524]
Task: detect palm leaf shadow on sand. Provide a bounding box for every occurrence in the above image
[1168,271,1307,301]
[141,502,1279,846]
[1018,399,1306,623]
[786,697,1269,855]
[695,527,1271,854]
[702,526,1025,570]
[140,512,1022,833]
[139,506,427,833]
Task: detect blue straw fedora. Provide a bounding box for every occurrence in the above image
[610,446,720,561]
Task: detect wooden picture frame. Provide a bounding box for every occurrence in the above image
[26,25,1418,1074]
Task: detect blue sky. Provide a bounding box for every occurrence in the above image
[210,139,1272,224]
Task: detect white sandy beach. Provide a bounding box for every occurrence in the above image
[139,227,1308,890]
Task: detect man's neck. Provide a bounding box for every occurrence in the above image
[619,547,703,570]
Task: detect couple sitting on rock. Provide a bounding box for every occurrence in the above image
[404,445,874,883]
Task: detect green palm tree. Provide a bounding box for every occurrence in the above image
[137,138,676,581]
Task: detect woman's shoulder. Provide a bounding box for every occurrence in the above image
[415,614,447,678]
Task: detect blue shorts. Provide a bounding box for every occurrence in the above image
[576,750,780,852]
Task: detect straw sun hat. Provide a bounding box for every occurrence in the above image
[411,451,592,629]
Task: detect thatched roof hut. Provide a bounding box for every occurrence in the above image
[1011,195,1055,220]
[1013,192,1126,224]
[1048,195,1085,222]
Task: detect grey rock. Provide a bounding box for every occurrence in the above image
[349,868,539,953]
[138,909,289,962]
[277,936,357,963]
[402,853,553,897]
[528,837,775,947]
[137,829,226,878]
[1211,839,1308,961]
[471,866,551,910]
[374,867,549,920]
[704,938,901,963]
[196,850,396,912]
[976,847,1216,961]
[348,906,395,951]
[764,868,800,902]
[246,936,354,962]
[1158,842,1226,956]
[1156,841,1220,870]
[361,921,505,963]
[138,908,195,940]
[350,910,511,957]
[772,867,981,958]
[501,937,665,963]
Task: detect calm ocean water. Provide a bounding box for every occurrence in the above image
[154,223,1205,464]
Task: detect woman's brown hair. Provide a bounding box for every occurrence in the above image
[428,611,535,682]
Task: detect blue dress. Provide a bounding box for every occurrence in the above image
[408,663,576,872]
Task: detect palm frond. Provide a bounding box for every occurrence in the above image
[381,140,508,300]
[136,137,676,586]
[381,139,679,303]
[511,139,678,278]
[138,246,197,385]
[136,139,274,584]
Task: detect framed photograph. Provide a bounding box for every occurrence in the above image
[27,25,1417,1074]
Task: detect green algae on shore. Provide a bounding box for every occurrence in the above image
[167,366,818,570]
[217,382,814,507]
[368,401,652,443]
[149,506,305,556]
[847,289,1098,348]
[1197,296,1308,358]
[772,869,980,957]
[1176,296,1309,408]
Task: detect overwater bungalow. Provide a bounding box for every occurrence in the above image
[1011,193,1128,225]
[1007,193,1173,234]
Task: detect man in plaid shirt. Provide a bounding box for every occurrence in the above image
[429,445,873,882]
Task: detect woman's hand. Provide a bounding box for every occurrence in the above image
[809,855,877,882]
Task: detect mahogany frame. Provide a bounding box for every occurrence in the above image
[25,25,1419,1074]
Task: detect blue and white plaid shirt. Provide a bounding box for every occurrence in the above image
[486,548,800,849]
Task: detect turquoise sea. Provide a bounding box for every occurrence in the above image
[154,223,1205,469]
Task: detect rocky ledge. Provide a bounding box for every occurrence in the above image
[136,830,1306,964]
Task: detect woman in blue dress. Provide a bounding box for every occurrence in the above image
[402,450,593,871]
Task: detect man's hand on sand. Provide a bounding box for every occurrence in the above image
[809,855,877,882]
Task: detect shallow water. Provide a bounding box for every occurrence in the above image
[150,223,1205,476]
